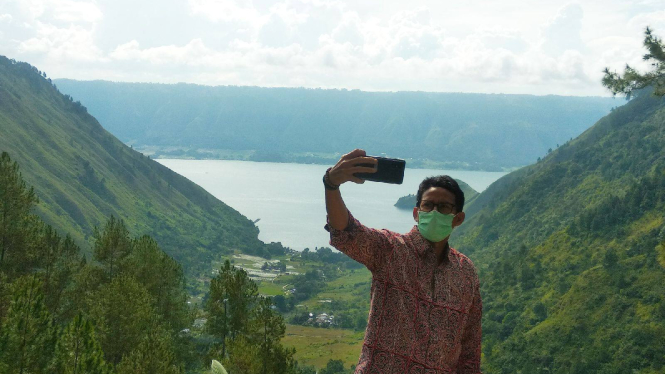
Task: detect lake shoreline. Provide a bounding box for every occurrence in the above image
[138,145,521,172]
[158,159,507,250]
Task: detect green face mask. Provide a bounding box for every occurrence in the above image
[417,210,455,242]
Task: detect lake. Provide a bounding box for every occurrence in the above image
[158,159,507,250]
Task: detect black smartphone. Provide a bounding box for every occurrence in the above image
[355,156,406,184]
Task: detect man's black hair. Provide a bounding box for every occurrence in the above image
[415,175,465,212]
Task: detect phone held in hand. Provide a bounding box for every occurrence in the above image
[355,156,406,184]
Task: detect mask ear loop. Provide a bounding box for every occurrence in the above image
[450,212,462,229]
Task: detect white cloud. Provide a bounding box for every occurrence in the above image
[3,0,664,96]
[17,22,104,62]
[1,0,103,65]
[589,35,647,73]
[479,29,528,54]
[188,0,265,26]
[50,0,102,23]
[628,10,665,32]
[269,1,310,27]
[556,50,588,81]
[7,0,102,24]
[257,0,344,49]
[111,39,213,65]
[331,12,364,46]
[386,8,446,60]
[108,40,141,61]
[109,38,308,73]
[541,3,585,56]
[258,13,294,47]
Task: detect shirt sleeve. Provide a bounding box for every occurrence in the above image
[457,269,483,374]
[325,211,393,273]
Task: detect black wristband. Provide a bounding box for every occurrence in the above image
[323,168,340,190]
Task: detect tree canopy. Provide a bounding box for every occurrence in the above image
[603,27,665,98]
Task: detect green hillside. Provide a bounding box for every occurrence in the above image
[0,56,271,275]
[453,88,665,373]
[54,79,619,171]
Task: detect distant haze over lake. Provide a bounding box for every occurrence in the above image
[159,159,507,250]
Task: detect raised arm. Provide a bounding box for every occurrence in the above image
[324,149,377,230]
[324,149,397,272]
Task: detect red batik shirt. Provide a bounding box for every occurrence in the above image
[326,212,482,374]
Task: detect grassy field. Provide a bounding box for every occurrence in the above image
[282,324,364,369]
[208,251,373,371]
[301,269,371,309]
[256,280,284,296]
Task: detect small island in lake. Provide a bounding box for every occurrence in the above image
[394,179,479,210]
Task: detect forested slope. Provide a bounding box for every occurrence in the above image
[0,151,302,373]
[453,88,665,373]
[0,56,272,274]
[54,79,619,170]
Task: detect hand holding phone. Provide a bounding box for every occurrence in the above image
[354,156,405,184]
[327,149,379,186]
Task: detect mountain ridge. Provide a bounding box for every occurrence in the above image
[54,79,621,171]
[0,56,276,275]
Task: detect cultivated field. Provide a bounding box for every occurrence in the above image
[282,324,365,368]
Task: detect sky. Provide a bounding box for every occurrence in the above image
[1,0,664,96]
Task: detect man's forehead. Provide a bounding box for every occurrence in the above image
[421,187,456,203]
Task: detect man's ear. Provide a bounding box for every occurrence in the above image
[453,212,465,228]
[413,207,419,222]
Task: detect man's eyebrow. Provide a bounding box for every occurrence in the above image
[422,199,455,204]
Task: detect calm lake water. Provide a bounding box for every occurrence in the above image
[158,159,507,250]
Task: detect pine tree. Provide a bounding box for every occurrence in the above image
[0,152,40,277]
[207,264,296,374]
[269,344,298,374]
[39,227,79,322]
[0,276,56,374]
[40,224,62,284]
[206,260,259,356]
[65,258,106,321]
[87,275,155,364]
[227,263,259,340]
[51,313,110,374]
[603,27,665,98]
[319,359,347,374]
[0,272,10,324]
[251,297,287,374]
[222,335,260,374]
[93,216,132,282]
[207,261,233,358]
[124,235,190,332]
[115,326,182,374]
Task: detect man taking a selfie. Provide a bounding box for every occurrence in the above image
[323,149,482,374]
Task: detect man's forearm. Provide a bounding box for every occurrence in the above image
[325,188,349,231]
[324,149,376,231]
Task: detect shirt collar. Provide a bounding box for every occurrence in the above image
[407,225,432,256]
[406,225,451,259]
